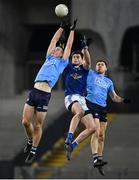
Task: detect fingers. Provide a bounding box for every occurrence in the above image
[70,19,78,30]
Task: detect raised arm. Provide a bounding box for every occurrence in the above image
[63,19,77,60]
[47,27,64,56]
[82,47,91,69]
[81,35,92,69]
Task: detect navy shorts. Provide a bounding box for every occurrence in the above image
[86,99,107,122]
[26,88,51,112]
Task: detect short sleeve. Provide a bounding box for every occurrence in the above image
[108,81,114,93]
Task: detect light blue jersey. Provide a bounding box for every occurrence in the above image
[35,54,69,88]
[86,69,114,107]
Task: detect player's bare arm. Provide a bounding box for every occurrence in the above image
[109,90,124,103]
[63,30,74,60]
[47,27,64,55]
[63,19,77,60]
[81,35,91,69]
[82,48,91,69]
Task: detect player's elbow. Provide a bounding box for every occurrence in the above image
[111,96,117,102]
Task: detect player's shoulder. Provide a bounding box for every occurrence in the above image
[45,54,55,61]
[81,64,89,71]
[104,75,113,84]
[65,61,72,68]
[88,69,96,75]
[60,57,69,63]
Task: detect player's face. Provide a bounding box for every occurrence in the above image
[72,54,83,65]
[52,47,63,57]
[95,61,107,74]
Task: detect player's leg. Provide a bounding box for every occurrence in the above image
[90,118,106,176]
[64,95,86,160]
[33,111,47,147]
[25,111,47,164]
[65,101,84,147]
[74,113,96,144]
[68,102,84,132]
[25,89,51,164]
[66,113,96,160]
[90,118,101,167]
[98,121,107,163]
[94,122,107,176]
[65,95,85,146]
[22,103,34,154]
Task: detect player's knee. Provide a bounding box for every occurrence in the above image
[77,110,84,118]
[88,126,96,135]
[22,118,30,127]
[89,123,97,134]
[34,119,43,129]
[34,124,41,130]
[34,123,43,130]
[99,134,105,142]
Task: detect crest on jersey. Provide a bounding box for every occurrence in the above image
[71,73,82,80]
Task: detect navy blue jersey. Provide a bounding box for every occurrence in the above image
[63,63,89,96]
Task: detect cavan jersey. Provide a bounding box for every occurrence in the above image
[86,69,114,107]
[35,54,69,88]
[63,62,89,96]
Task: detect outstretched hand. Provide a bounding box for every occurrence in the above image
[123,98,131,104]
[81,35,88,49]
[81,35,93,49]
[70,19,77,30]
[60,18,70,30]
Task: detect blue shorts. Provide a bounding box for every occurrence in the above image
[26,88,51,112]
[86,99,107,122]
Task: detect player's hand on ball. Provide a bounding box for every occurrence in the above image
[60,18,70,30]
[70,19,78,30]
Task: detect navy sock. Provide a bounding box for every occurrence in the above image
[92,153,98,163]
[67,132,73,140]
[71,140,78,149]
[98,156,103,161]
[30,146,37,154]
[28,138,33,145]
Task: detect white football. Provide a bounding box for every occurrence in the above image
[55,4,68,17]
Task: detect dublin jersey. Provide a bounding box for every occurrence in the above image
[86,69,114,107]
[63,63,89,96]
[35,54,69,88]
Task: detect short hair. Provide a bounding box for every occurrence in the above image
[55,46,64,51]
[96,60,107,67]
[71,50,84,59]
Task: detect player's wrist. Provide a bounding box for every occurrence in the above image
[83,46,88,49]
[70,19,77,30]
